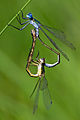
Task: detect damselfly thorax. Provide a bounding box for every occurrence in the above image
[37,58,45,77]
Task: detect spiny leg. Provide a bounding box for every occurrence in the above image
[16,14,30,25]
[8,22,30,31]
[21,10,27,19]
[31,59,38,65]
[36,50,39,60]
[16,14,21,24]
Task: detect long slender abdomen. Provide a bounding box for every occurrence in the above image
[26,29,36,68]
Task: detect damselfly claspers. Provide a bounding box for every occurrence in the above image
[8,11,75,61]
[26,29,60,114]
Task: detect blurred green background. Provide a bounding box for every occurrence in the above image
[0,0,80,120]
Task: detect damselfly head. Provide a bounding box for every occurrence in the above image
[26,13,33,20]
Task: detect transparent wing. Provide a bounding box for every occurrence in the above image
[30,79,39,98]
[40,76,52,109]
[34,18,75,50]
[38,28,69,61]
[41,25,75,50]
[33,79,41,114]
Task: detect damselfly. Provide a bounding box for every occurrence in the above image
[27,54,60,114]
[8,11,75,61]
[26,29,60,114]
[26,29,60,77]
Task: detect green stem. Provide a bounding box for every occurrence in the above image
[0,0,32,36]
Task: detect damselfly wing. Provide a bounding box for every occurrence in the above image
[34,18,75,50]
[32,76,52,114]
[40,76,52,109]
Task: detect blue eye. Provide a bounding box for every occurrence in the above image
[26,13,33,19]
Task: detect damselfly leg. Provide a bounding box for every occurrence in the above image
[8,11,30,30]
[8,22,30,31]
[16,14,28,25]
[21,10,27,19]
